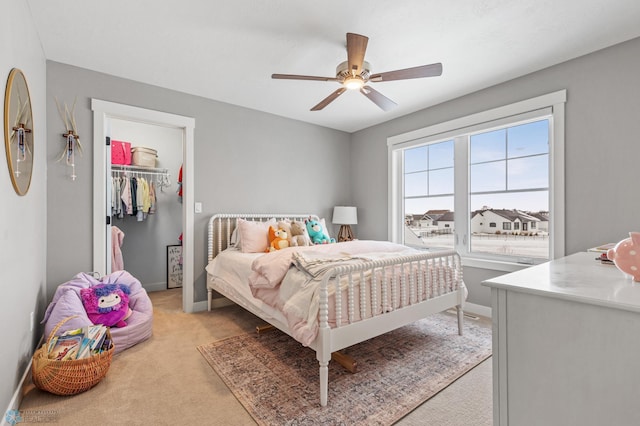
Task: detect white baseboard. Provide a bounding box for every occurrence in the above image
[3,335,43,426]
[192,300,210,312]
[209,298,234,309]
[144,282,169,293]
[464,302,492,319]
[2,365,30,426]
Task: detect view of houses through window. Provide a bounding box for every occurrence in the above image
[403,119,550,261]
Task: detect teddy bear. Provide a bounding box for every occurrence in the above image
[266,224,290,252]
[80,283,133,327]
[290,220,311,246]
[305,217,335,245]
[276,220,292,245]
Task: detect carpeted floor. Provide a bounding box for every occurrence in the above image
[17,289,493,425]
[198,312,492,425]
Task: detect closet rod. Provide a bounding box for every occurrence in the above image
[111,170,169,177]
[111,164,169,174]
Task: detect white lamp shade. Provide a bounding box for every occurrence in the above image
[332,206,358,225]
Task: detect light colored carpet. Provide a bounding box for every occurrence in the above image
[198,313,492,425]
[18,289,493,425]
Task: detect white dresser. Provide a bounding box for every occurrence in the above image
[483,252,640,426]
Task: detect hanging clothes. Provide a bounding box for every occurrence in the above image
[111,225,125,271]
[111,168,167,221]
[148,180,157,214]
[121,176,133,216]
[130,177,138,216]
[136,177,151,221]
[113,176,122,217]
[177,165,183,203]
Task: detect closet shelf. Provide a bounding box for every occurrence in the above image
[111,164,172,189]
[111,164,169,175]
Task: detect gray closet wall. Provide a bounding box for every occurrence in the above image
[110,119,183,290]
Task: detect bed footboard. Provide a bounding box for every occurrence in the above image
[313,250,464,406]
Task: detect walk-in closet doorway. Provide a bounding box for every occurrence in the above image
[91,99,196,313]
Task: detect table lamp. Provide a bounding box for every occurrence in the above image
[332,206,358,242]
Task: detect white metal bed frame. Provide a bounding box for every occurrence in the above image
[206,213,465,406]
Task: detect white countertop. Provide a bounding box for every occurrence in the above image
[482,252,640,313]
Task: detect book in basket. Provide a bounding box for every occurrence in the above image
[48,334,83,360]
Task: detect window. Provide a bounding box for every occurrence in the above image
[389,91,565,268]
[403,140,455,249]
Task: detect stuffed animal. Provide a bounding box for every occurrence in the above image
[290,220,311,246]
[266,225,290,252]
[276,220,292,246]
[80,283,133,327]
[305,217,335,245]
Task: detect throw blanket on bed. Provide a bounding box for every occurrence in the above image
[249,240,421,345]
[249,240,415,288]
[293,251,372,279]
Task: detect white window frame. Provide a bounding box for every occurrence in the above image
[388,90,566,272]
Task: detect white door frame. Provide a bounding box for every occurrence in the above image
[91,99,195,313]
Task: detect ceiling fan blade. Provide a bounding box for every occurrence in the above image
[272,73,338,82]
[360,85,398,111]
[346,33,368,77]
[311,87,347,111]
[369,63,443,82]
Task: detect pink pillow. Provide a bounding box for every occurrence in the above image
[237,218,275,253]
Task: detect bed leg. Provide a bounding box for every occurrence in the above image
[319,361,328,407]
[207,289,212,311]
[332,351,357,373]
[256,324,275,334]
[456,305,464,336]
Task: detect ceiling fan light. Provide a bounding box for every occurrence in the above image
[344,76,364,90]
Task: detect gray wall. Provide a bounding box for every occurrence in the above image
[45,61,352,303]
[1,0,47,413]
[351,36,640,307]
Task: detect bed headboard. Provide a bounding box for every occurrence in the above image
[207,213,319,262]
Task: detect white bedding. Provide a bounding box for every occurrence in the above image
[205,249,286,327]
[207,241,465,346]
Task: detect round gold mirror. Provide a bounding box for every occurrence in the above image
[4,68,34,196]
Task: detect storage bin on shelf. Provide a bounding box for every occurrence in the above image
[111,140,132,165]
[131,147,157,167]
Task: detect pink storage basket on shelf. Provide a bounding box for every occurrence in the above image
[111,140,132,165]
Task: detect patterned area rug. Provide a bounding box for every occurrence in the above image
[197,312,492,426]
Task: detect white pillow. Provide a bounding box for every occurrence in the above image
[320,218,332,239]
[229,227,239,247]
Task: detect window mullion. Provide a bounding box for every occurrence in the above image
[453,136,469,255]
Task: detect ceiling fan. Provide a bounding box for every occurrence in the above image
[272,32,443,112]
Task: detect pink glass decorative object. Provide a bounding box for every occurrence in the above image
[607,232,640,281]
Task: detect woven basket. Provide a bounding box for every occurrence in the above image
[31,316,114,396]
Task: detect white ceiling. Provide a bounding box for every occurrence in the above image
[26,0,640,133]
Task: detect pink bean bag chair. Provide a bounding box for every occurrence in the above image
[42,270,153,354]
